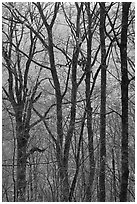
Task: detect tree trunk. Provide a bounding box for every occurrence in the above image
[16,113,29,202]
[85,3,95,201]
[61,5,82,201]
[45,25,65,201]
[99,2,107,202]
[112,148,117,201]
[119,2,131,202]
[60,161,69,201]
[47,25,70,202]
[69,113,85,201]
[61,46,78,200]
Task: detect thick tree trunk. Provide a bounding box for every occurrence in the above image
[119,3,131,202]
[56,145,69,202]
[99,2,107,202]
[16,140,27,202]
[60,161,69,201]
[16,115,29,202]
[112,148,117,201]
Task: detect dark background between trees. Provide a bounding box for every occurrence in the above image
[2,2,135,202]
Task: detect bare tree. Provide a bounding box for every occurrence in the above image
[99,2,107,202]
[2,2,135,202]
[2,3,45,201]
[119,2,131,201]
[84,3,96,201]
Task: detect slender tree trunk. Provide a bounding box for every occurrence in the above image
[81,134,86,201]
[29,163,33,201]
[45,25,65,201]
[61,45,78,201]
[99,2,107,202]
[119,2,131,202]
[46,25,70,201]
[61,4,82,201]
[85,3,95,201]
[46,25,70,202]
[69,113,85,201]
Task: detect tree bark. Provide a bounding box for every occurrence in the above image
[112,148,117,201]
[99,2,107,202]
[85,3,95,201]
[15,107,30,201]
[119,2,131,202]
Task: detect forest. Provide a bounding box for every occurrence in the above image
[2,2,135,202]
